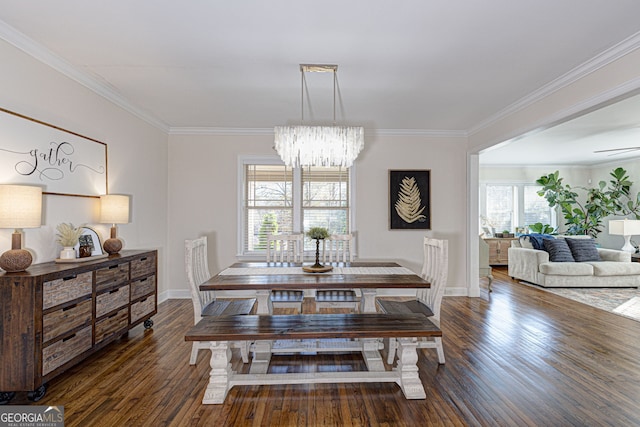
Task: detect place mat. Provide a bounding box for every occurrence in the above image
[219,266,416,276]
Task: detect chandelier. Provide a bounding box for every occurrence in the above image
[274,64,364,168]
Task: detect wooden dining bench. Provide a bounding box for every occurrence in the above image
[185,313,441,404]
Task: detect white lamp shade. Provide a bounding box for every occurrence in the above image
[0,184,42,229]
[608,219,640,236]
[100,194,130,224]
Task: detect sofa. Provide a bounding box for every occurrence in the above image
[508,235,640,288]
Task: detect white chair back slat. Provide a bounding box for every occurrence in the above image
[266,234,303,262]
[185,236,215,324]
[417,237,448,322]
[323,234,354,263]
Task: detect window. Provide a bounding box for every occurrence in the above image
[481,183,556,233]
[240,156,353,255]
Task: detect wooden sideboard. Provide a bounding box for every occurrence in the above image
[0,249,157,403]
[483,237,518,265]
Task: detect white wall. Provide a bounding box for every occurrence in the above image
[167,133,468,298]
[0,40,169,292]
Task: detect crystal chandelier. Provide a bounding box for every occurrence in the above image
[274,64,364,168]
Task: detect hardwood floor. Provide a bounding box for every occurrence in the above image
[11,267,640,426]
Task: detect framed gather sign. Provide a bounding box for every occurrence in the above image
[0,107,107,198]
[389,169,431,230]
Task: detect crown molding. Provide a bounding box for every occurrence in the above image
[168,127,274,135]
[169,126,468,137]
[469,30,640,137]
[373,128,467,138]
[0,20,169,133]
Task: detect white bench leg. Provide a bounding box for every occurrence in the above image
[361,339,385,372]
[386,337,398,364]
[396,338,426,399]
[359,289,377,313]
[255,290,273,314]
[250,340,272,374]
[202,341,232,404]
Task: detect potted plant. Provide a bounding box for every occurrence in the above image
[537,167,640,237]
[305,227,330,270]
[56,223,84,259]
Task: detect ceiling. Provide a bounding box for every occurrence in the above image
[480,92,640,166]
[1,1,640,161]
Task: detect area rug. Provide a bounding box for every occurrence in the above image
[520,282,640,323]
[613,297,640,320]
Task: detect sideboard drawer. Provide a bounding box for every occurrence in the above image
[131,254,156,279]
[43,272,92,310]
[95,307,128,344]
[43,299,92,343]
[131,294,156,323]
[131,275,155,301]
[42,326,92,375]
[95,263,129,293]
[96,285,130,318]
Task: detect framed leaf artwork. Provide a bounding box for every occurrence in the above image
[389,169,431,230]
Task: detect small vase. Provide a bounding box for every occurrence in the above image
[60,247,76,260]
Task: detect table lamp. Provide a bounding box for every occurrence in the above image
[100,194,130,255]
[0,184,42,272]
[608,219,640,253]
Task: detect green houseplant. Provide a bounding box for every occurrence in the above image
[306,227,330,269]
[536,167,640,238]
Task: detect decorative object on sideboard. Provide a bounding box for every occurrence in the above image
[56,223,84,259]
[0,184,42,272]
[302,227,333,273]
[609,219,640,253]
[100,194,130,255]
[274,64,364,168]
[75,226,103,257]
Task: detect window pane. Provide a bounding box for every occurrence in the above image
[486,185,514,232]
[245,165,293,252]
[242,162,352,256]
[524,185,552,227]
[302,166,350,250]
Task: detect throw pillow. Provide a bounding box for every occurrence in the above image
[526,233,555,250]
[543,238,575,262]
[565,238,601,262]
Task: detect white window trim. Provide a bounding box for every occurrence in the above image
[237,154,357,260]
[479,182,557,232]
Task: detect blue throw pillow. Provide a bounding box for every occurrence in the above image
[526,233,555,250]
[543,238,575,262]
[565,238,600,262]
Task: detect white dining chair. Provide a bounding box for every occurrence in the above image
[315,234,359,312]
[185,236,255,365]
[377,237,448,364]
[266,233,304,311]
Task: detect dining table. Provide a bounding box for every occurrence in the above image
[200,261,431,315]
[199,260,431,374]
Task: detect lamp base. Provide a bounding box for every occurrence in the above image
[103,238,123,255]
[621,235,636,253]
[0,249,33,272]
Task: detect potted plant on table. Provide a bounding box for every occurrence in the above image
[56,223,84,259]
[303,227,332,273]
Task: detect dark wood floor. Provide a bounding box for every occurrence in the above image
[12,267,640,426]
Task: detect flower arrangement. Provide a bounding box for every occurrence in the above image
[306,227,329,240]
[56,223,84,247]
